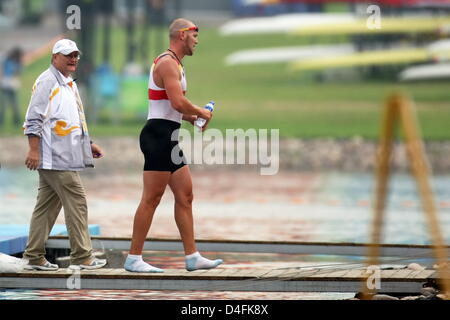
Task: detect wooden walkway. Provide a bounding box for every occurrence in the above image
[2,237,444,294]
[0,267,438,293]
[46,236,450,258]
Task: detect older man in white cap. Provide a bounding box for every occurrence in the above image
[22,39,106,270]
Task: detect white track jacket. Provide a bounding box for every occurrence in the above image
[23,65,94,171]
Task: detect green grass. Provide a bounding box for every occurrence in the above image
[2,27,450,140]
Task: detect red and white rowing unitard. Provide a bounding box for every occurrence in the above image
[147,54,187,124]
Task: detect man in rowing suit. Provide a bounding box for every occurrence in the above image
[124,18,223,272]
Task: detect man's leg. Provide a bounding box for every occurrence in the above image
[23,170,62,266]
[169,166,223,271]
[125,171,171,272]
[168,165,196,255]
[48,171,94,265]
[129,171,171,254]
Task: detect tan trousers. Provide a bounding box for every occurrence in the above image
[23,170,93,265]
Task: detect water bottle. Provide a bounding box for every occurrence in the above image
[195,101,215,129]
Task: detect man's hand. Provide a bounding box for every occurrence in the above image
[91,143,104,159]
[183,113,212,131]
[25,135,40,170]
[183,114,197,126]
[25,149,40,170]
[199,108,213,132]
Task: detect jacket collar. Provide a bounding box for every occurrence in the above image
[49,64,73,86]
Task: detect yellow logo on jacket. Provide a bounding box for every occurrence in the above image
[53,120,79,137]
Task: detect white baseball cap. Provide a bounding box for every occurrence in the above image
[52,39,80,55]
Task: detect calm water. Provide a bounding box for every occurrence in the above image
[2,168,449,244]
[1,167,450,300]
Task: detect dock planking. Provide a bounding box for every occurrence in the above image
[3,237,446,293]
[0,267,438,293]
[46,236,450,258]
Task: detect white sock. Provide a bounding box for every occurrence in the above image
[127,254,142,261]
[186,252,201,260]
[185,251,223,270]
[125,254,163,273]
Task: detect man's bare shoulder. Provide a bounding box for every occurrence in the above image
[155,55,179,72]
[154,56,181,85]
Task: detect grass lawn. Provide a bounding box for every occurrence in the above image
[2,26,450,140]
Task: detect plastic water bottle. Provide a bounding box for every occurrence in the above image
[195,101,215,129]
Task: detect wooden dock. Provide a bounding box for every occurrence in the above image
[2,237,445,294]
[46,236,450,258]
[0,267,438,293]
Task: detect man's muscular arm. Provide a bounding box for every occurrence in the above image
[157,58,211,121]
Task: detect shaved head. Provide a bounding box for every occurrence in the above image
[169,18,196,40]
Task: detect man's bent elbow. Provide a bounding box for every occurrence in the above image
[170,99,187,113]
